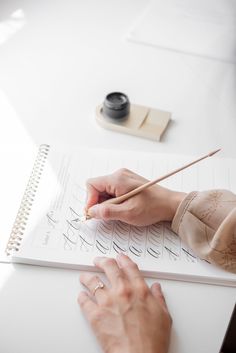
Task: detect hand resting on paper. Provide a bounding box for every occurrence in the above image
[78,254,172,353]
[85,168,186,226]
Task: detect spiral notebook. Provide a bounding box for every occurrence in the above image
[5,144,236,287]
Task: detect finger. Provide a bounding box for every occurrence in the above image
[79,273,107,305]
[87,202,129,221]
[116,253,146,288]
[78,291,97,320]
[94,257,125,287]
[86,176,109,210]
[86,183,100,210]
[151,282,168,309]
[86,175,116,209]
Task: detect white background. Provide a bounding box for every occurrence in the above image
[0,1,235,353]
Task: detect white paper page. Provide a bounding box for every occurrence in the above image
[10,147,236,286]
[127,0,236,63]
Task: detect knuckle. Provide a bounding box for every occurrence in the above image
[122,261,138,273]
[117,168,130,176]
[137,283,149,299]
[86,177,95,187]
[101,295,112,307]
[123,207,138,224]
[117,283,132,299]
[129,261,139,271]
[123,212,133,223]
[116,272,124,281]
[87,275,99,288]
[90,308,103,326]
[114,168,130,181]
[100,205,111,220]
[102,257,116,267]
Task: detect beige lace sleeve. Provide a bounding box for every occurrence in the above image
[171,190,236,273]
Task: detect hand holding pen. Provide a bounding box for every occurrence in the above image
[85,150,220,226]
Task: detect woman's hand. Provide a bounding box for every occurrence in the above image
[78,254,172,353]
[85,168,186,226]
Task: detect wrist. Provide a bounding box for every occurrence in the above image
[153,186,186,222]
[168,190,186,220]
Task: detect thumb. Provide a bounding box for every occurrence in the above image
[88,203,126,221]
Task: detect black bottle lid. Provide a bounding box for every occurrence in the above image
[103,92,130,121]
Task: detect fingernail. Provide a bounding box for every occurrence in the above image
[154,282,162,291]
[88,205,98,217]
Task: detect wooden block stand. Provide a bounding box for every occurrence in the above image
[96,103,171,141]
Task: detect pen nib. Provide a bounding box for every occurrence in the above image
[208,148,221,157]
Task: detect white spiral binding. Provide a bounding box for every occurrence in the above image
[6,144,50,255]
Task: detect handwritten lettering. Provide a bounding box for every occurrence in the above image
[41,202,200,266]
[46,211,58,228]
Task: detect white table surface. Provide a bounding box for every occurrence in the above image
[0,1,235,353]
